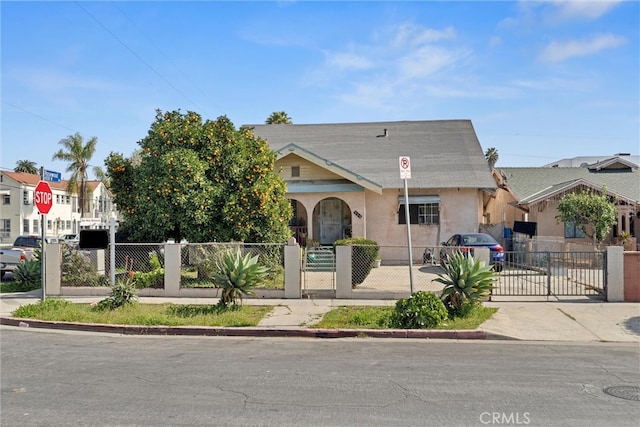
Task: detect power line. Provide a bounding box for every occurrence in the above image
[110,1,220,117]
[2,101,75,132]
[74,1,204,113]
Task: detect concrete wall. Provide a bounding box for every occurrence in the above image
[365,187,482,263]
[623,252,640,302]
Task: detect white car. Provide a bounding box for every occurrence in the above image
[60,234,79,244]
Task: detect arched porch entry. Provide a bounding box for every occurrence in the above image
[288,199,308,246]
[313,197,352,245]
[288,197,354,246]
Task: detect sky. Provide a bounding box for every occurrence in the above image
[1,0,639,178]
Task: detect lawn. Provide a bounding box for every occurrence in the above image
[312,305,497,330]
[11,299,272,327]
[10,299,497,330]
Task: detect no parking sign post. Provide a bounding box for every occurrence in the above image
[399,156,415,294]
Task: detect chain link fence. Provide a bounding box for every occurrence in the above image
[349,244,446,296]
[180,242,285,290]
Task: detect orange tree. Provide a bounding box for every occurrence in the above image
[105,110,292,243]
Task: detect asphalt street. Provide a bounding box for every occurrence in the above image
[1,329,639,427]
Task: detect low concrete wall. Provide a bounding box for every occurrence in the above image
[623,252,640,302]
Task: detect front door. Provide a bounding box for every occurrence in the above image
[319,199,343,245]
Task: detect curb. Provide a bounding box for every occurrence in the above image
[0,316,488,340]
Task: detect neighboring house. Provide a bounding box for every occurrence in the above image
[544,153,639,168]
[485,156,639,248]
[0,170,118,243]
[249,120,497,262]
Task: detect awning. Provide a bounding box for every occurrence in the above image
[398,195,440,204]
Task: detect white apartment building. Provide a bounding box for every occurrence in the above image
[0,170,117,244]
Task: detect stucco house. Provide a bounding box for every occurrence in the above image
[249,120,497,262]
[485,155,640,250]
[0,170,117,243]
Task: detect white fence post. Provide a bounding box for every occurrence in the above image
[606,246,624,302]
[45,243,61,296]
[473,247,490,266]
[164,243,181,297]
[284,238,301,299]
[335,245,352,299]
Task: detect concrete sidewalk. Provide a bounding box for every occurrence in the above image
[1,291,639,342]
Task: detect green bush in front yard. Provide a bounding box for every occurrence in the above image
[390,291,448,329]
[12,259,42,292]
[334,237,380,287]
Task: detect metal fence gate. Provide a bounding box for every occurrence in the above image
[493,251,607,298]
[302,247,335,297]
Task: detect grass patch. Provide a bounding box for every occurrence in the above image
[0,281,40,293]
[312,305,498,330]
[12,299,272,327]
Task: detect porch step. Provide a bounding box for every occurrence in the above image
[304,248,335,272]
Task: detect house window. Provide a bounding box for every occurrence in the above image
[0,219,10,234]
[2,195,9,205]
[47,220,52,230]
[398,196,440,225]
[23,190,30,205]
[33,219,39,234]
[291,166,300,178]
[564,221,585,238]
[66,220,71,229]
[23,219,29,233]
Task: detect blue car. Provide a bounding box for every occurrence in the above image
[438,233,504,272]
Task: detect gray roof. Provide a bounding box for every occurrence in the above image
[248,120,496,190]
[498,167,640,205]
[544,154,639,168]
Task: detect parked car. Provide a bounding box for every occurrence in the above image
[60,234,79,244]
[0,235,50,279]
[436,233,504,272]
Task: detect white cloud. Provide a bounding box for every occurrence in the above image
[325,52,374,70]
[392,23,456,47]
[538,33,626,62]
[397,47,458,79]
[550,0,623,20]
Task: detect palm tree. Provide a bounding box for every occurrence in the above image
[265,111,292,124]
[52,132,98,218]
[14,160,38,174]
[485,147,499,169]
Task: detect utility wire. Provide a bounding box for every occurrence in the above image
[110,1,219,117]
[2,101,75,132]
[74,1,204,113]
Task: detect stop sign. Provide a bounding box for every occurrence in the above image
[34,181,53,214]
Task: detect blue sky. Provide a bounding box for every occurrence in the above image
[2,0,638,177]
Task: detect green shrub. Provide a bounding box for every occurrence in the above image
[433,250,496,314]
[213,248,269,307]
[13,298,73,318]
[61,245,110,287]
[13,259,42,291]
[93,277,139,311]
[132,253,164,288]
[334,237,380,287]
[390,291,448,329]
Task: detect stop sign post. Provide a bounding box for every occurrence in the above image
[35,181,53,214]
[35,180,53,301]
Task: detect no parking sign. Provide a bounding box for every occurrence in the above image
[399,156,411,179]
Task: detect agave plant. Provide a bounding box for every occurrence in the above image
[433,250,496,314]
[213,248,269,307]
[13,259,42,291]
